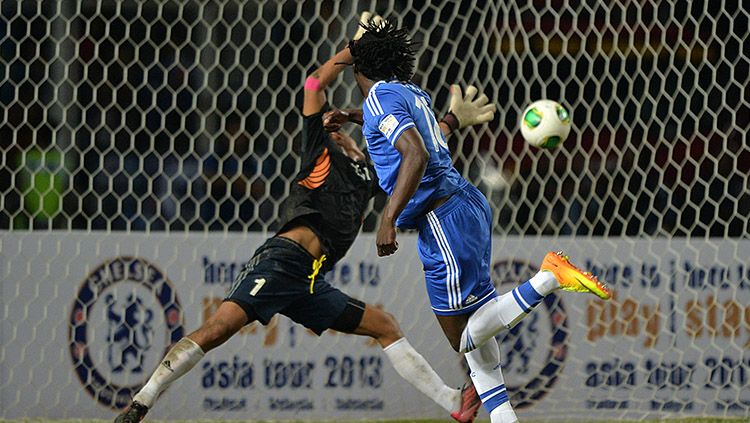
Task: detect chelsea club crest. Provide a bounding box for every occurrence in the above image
[490,259,569,409]
[69,257,184,409]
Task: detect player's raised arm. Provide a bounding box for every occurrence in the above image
[303,12,382,116]
[302,48,353,116]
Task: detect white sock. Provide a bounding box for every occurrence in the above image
[531,270,559,295]
[383,338,460,412]
[490,402,519,423]
[465,337,517,422]
[133,337,205,408]
[459,272,555,353]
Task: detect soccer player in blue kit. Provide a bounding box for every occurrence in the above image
[331,20,614,423]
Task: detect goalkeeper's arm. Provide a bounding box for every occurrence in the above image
[302,12,382,116]
[302,48,354,116]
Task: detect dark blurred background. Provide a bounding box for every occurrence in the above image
[1,0,748,236]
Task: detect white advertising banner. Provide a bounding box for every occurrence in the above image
[1,232,748,421]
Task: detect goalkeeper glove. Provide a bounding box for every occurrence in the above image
[445,84,497,130]
[353,11,384,41]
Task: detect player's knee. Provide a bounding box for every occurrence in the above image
[447,335,462,352]
[370,309,403,343]
[189,308,246,350]
[189,320,232,351]
[380,311,403,339]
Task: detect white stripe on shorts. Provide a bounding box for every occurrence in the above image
[427,211,461,309]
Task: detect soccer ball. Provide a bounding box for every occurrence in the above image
[520,100,572,149]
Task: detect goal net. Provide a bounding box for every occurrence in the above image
[1,1,748,421]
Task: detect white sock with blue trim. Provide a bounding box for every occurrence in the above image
[459,271,556,353]
[465,337,517,422]
[490,402,519,423]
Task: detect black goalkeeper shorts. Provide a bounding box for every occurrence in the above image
[224,236,365,335]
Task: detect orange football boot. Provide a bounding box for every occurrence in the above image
[541,251,612,300]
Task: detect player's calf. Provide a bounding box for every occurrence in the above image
[459,253,610,353]
[465,339,518,423]
[458,273,550,354]
[130,337,204,410]
[115,302,248,421]
[349,304,470,420]
[349,303,404,346]
[187,300,249,351]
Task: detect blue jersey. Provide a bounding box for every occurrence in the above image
[362,80,467,228]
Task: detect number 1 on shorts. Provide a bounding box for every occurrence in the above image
[250,278,266,296]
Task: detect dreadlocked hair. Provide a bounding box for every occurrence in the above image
[349,19,417,82]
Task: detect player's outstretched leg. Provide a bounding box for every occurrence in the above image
[114,301,248,422]
[459,251,612,353]
[350,303,481,423]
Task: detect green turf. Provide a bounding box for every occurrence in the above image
[0,420,742,422]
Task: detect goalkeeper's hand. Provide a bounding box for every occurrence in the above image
[353,11,383,40]
[447,84,497,129]
[323,109,349,132]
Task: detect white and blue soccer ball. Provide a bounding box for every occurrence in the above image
[520,100,572,149]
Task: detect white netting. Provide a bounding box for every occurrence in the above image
[2,1,748,235]
[1,0,748,421]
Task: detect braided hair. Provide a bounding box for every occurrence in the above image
[349,20,417,82]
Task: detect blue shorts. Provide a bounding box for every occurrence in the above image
[416,184,497,316]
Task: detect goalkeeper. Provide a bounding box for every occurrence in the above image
[115,13,494,423]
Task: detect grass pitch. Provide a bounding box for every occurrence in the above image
[2,420,747,422]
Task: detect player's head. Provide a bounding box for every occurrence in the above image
[348,19,416,83]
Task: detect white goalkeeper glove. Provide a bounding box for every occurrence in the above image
[446,84,497,129]
[353,11,384,40]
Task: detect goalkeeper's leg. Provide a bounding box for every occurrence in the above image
[136,301,247,405]
[345,303,481,423]
[115,301,247,423]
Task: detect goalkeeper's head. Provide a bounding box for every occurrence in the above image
[348,19,416,83]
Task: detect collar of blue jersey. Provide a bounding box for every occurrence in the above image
[367,80,386,98]
[367,78,406,98]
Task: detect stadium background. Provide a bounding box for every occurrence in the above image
[1,0,748,422]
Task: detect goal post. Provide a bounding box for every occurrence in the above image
[1,1,748,421]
